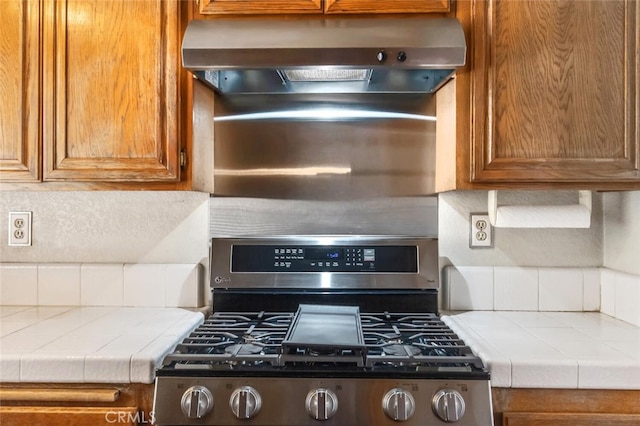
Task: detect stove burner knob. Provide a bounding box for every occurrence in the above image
[432,389,466,422]
[230,386,262,419]
[305,388,338,421]
[382,388,416,421]
[180,385,214,419]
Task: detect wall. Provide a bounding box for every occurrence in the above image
[438,190,603,267]
[209,197,438,237]
[603,190,640,275]
[0,189,614,269]
[0,191,210,264]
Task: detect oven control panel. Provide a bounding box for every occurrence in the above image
[210,237,439,289]
[231,244,418,273]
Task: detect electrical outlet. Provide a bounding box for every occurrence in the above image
[8,211,32,246]
[470,213,492,248]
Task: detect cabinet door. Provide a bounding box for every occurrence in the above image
[198,0,322,14]
[42,0,180,182]
[471,0,639,183]
[324,0,449,13]
[0,0,40,182]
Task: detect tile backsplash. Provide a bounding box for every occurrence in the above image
[4,262,638,325]
[600,268,640,327]
[444,266,640,327]
[0,263,203,308]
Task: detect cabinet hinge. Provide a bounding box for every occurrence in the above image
[180,149,187,169]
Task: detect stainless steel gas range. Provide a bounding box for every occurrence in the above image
[153,236,493,425]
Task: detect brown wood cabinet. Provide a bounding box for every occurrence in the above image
[0,0,40,182]
[0,0,190,188]
[492,388,640,426]
[437,0,640,191]
[197,0,449,15]
[0,383,154,426]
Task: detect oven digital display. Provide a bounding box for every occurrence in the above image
[231,245,417,273]
[305,248,344,260]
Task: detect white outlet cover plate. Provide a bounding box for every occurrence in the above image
[470,213,493,248]
[8,211,32,246]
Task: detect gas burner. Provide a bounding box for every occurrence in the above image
[225,343,264,355]
[243,332,273,344]
[415,342,453,357]
[382,344,421,357]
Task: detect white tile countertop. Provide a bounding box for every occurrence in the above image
[0,306,204,384]
[442,311,640,390]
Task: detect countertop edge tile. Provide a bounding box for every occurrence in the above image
[0,354,21,382]
[577,360,640,390]
[510,358,578,389]
[20,353,86,383]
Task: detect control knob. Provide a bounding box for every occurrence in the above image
[180,385,214,419]
[305,388,338,421]
[230,386,262,419]
[382,388,415,421]
[432,389,465,422]
[376,51,387,63]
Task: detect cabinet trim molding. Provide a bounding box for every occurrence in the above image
[0,0,41,182]
[324,0,450,14]
[0,388,119,403]
[199,0,322,14]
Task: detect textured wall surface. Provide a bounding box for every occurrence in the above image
[0,191,210,264]
[603,191,640,275]
[438,190,603,267]
[209,197,438,237]
[4,189,632,273]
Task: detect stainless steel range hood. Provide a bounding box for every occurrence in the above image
[182,17,466,95]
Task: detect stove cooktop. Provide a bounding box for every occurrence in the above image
[158,307,488,380]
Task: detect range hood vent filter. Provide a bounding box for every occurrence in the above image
[281,69,372,82]
[182,17,466,95]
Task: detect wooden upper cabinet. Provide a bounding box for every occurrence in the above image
[42,0,181,182]
[469,0,639,184]
[197,0,449,15]
[0,0,40,182]
[198,0,322,15]
[324,0,449,14]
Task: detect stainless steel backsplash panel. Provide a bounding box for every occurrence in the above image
[212,94,437,200]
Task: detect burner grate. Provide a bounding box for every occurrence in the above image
[160,310,487,373]
[161,311,292,369]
